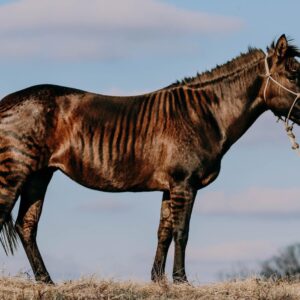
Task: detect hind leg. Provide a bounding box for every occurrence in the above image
[15,168,54,284]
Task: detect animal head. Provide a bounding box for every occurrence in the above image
[263,34,300,124]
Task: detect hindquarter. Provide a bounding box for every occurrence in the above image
[0,98,56,181]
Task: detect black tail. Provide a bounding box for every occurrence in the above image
[0,214,19,255]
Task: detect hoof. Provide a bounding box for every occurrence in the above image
[36,276,54,285]
[173,275,189,285]
[151,272,165,283]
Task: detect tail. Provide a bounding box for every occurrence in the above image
[0,214,19,255]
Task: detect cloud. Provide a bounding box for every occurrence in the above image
[77,197,133,213]
[187,240,274,263]
[137,240,274,263]
[195,187,300,216]
[0,0,243,60]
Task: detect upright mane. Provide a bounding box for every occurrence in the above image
[168,40,300,90]
[168,48,265,89]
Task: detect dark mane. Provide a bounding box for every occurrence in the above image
[169,39,300,89]
[168,48,264,88]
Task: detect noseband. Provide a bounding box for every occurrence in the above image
[264,53,300,155]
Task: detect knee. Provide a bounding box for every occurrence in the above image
[158,227,172,244]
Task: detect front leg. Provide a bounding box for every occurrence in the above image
[170,185,196,283]
[151,191,173,281]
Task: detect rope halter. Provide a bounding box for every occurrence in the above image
[263,53,300,155]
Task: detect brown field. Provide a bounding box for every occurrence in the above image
[0,276,300,300]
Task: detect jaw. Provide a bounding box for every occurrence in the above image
[267,96,300,125]
[270,101,300,125]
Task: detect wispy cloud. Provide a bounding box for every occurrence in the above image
[187,240,274,263]
[78,198,133,213]
[0,0,243,60]
[195,187,300,216]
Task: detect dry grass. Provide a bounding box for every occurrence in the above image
[0,276,300,300]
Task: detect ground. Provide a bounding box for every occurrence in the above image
[0,276,299,300]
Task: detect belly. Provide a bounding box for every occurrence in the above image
[50,152,168,192]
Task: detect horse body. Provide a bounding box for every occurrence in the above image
[53,88,221,191]
[3,84,220,193]
[0,35,300,284]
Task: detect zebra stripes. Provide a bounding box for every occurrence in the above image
[65,87,218,168]
[55,86,220,182]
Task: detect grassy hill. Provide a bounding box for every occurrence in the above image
[0,276,299,299]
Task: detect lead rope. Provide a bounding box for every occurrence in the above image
[263,53,300,156]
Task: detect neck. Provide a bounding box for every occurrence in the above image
[216,69,267,154]
[174,49,269,155]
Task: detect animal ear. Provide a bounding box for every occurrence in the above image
[275,34,288,58]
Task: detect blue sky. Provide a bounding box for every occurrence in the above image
[1,0,300,284]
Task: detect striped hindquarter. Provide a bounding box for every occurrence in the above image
[0,93,56,283]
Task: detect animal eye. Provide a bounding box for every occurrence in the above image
[288,73,298,82]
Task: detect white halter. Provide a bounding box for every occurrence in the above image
[263,53,300,155]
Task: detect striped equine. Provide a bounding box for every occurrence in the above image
[0,35,300,284]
